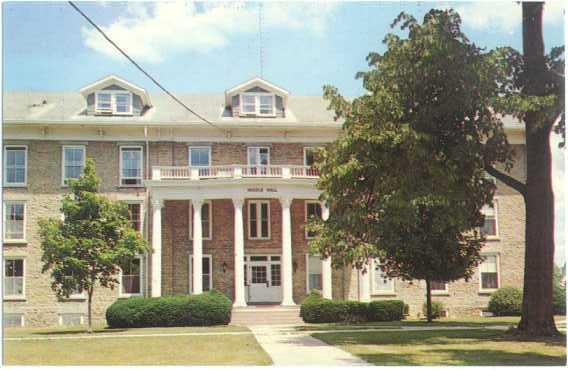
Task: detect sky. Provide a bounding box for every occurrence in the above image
[2,0,566,263]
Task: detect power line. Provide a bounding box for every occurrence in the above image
[68,1,224,133]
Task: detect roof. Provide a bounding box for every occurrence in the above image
[79,75,152,107]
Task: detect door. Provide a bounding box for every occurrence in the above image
[246,255,282,303]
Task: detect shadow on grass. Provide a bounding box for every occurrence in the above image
[35,328,127,336]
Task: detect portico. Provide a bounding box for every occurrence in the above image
[145,167,333,306]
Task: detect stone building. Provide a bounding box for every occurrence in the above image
[2,75,526,327]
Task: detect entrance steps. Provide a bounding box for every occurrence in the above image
[231,305,303,326]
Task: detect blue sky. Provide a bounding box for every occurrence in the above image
[2,0,566,262]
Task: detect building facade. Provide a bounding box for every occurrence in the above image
[2,75,527,327]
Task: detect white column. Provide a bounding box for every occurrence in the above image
[281,197,295,306]
[321,203,332,299]
[151,198,163,297]
[359,267,371,302]
[233,198,247,307]
[192,198,204,294]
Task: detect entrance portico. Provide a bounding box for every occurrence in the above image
[145,167,332,306]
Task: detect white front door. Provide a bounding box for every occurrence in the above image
[246,255,282,303]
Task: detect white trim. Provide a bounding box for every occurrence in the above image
[61,145,86,186]
[481,198,500,240]
[3,201,27,243]
[3,145,28,187]
[247,146,271,167]
[188,146,212,167]
[479,253,501,293]
[189,254,213,293]
[225,77,289,99]
[119,255,144,298]
[119,145,144,187]
[188,200,213,241]
[371,260,396,295]
[3,257,26,300]
[95,90,133,115]
[79,74,151,106]
[248,200,271,240]
[305,254,323,294]
[304,200,322,239]
[239,93,276,117]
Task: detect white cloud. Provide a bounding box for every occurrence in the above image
[454,0,564,34]
[82,1,338,63]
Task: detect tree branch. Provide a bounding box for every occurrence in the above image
[485,165,527,199]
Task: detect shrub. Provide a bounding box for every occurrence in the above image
[368,300,405,321]
[553,284,566,315]
[300,292,369,323]
[422,301,446,319]
[106,289,232,328]
[487,287,522,316]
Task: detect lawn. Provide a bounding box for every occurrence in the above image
[312,328,567,366]
[4,325,272,365]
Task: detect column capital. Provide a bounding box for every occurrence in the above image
[191,198,204,208]
[279,196,293,208]
[151,198,163,209]
[232,198,245,208]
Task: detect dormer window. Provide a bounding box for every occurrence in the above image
[240,93,275,117]
[95,91,133,115]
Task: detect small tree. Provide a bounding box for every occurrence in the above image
[308,9,516,322]
[39,159,148,332]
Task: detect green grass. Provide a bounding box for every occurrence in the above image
[4,325,272,365]
[313,329,567,366]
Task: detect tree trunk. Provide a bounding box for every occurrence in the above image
[516,1,560,337]
[87,288,93,334]
[425,279,433,323]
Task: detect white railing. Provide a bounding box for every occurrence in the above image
[152,165,319,181]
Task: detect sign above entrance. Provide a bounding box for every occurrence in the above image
[247,187,278,193]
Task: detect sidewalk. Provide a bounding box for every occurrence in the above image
[250,325,370,366]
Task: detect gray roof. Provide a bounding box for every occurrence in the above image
[2,91,523,129]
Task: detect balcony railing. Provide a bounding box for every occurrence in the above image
[152,165,320,181]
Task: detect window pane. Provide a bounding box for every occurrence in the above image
[202,257,210,274]
[115,93,131,113]
[481,217,497,236]
[127,204,141,231]
[242,95,256,113]
[260,203,269,237]
[64,148,85,181]
[201,203,211,238]
[5,148,26,184]
[190,148,210,167]
[251,266,267,283]
[259,149,269,165]
[121,148,142,185]
[259,95,274,114]
[431,281,447,291]
[482,273,499,289]
[5,203,25,240]
[97,93,112,109]
[122,258,141,294]
[271,264,281,286]
[304,148,316,166]
[4,259,24,296]
[249,203,258,238]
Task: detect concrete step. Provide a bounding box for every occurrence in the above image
[231,306,303,326]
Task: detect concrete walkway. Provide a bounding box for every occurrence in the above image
[250,325,370,366]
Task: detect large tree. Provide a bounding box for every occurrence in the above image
[39,159,148,332]
[308,9,515,321]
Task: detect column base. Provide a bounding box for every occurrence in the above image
[281,298,296,306]
[233,300,247,307]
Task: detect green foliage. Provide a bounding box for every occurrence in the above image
[553,265,566,315]
[488,287,523,316]
[422,301,446,319]
[368,300,405,321]
[105,290,232,328]
[39,159,148,330]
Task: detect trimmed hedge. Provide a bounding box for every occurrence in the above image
[106,289,232,328]
[488,287,522,316]
[300,290,404,323]
[422,301,446,319]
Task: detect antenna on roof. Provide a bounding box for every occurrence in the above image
[258,2,264,78]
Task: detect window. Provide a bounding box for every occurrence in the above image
[189,147,211,176]
[120,146,144,186]
[247,147,270,175]
[188,201,213,240]
[431,281,449,294]
[62,146,85,185]
[120,256,143,297]
[189,255,212,293]
[248,200,270,239]
[95,91,132,115]
[4,146,27,186]
[372,261,395,294]
[4,258,24,299]
[304,147,317,167]
[4,313,24,328]
[240,93,275,116]
[127,203,142,232]
[306,255,322,292]
[305,201,322,239]
[63,272,85,299]
[480,200,499,238]
[4,201,26,242]
[59,313,84,326]
[480,255,499,292]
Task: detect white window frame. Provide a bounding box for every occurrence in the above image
[3,201,27,243]
[305,201,322,239]
[371,260,396,295]
[61,145,86,186]
[305,254,323,293]
[126,201,144,234]
[239,93,276,117]
[4,257,25,300]
[58,313,85,326]
[431,281,449,295]
[248,200,271,240]
[119,145,144,187]
[188,201,213,241]
[479,253,501,293]
[189,146,212,167]
[119,255,144,298]
[247,146,271,167]
[481,198,499,240]
[95,90,133,115]
[3,145,28,187]
[189,254,213,293]
[303,147,321,167]
[4,313,25,328]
